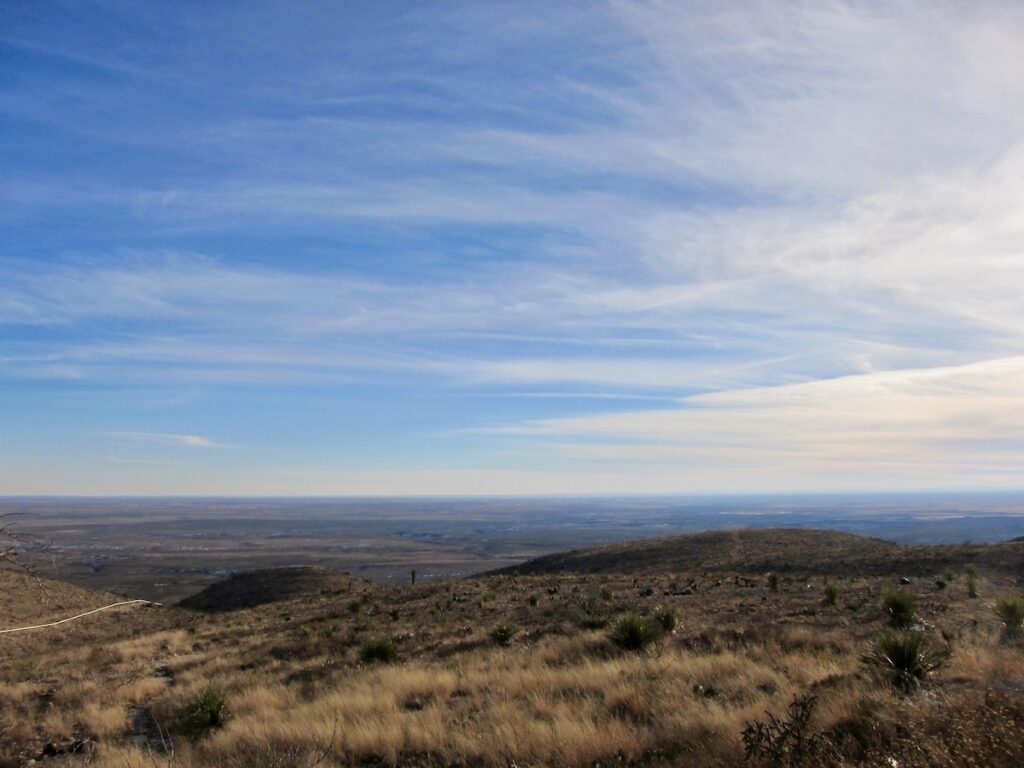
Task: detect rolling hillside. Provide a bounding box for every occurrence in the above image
[177,565,375,612]
[493,527,1024,577]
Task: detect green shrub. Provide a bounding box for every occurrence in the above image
[862,630,949,693]
[186,685,230,736]
[359,636,397,664]
[966,573,978,599]
[881,590,917,629]
[609,614,660,651]
[993,595,1024,639]
[527,593,539,607]
[823,583,839,607]
[600,587,613,601]
[653,605,676,632]
[490,622,518,646]
[767,573,779,592]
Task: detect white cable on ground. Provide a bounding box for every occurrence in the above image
[0,599,162,634]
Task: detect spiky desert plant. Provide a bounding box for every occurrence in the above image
[881,590,917,629]
[654,604,676,632]
[824,582,839,607]
[862,630,949,693]
[187,685,231,736]
[966,573,978,599]
[610,613,660,651]
[993,595,1024,640]
[359,636,397,664]
[490,621,518,646]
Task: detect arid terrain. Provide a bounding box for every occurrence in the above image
[5,495,1024,603]
[1,528,1023,767]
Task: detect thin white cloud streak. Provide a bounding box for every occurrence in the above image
[101,432,220,448]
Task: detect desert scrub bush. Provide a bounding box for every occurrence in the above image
[742,694,833,767]
[881,590,917,629]
[966,572,978,598]
[767,572,779,592]
[527,593,539,607]
[862,630,949,693]
[654,604,676,632]
[359,636,397,664]
[993,595,1024,640]
[823,582,839,607]
[490,622,518,646]
[186,685,230,737]
[609,613,660,651]
[577,614,610,630]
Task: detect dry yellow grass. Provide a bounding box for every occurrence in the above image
[3,540,1024,767]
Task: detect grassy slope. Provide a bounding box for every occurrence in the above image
[493,527,1024,576]
[1,530,1023,767]
[177,566,374,612]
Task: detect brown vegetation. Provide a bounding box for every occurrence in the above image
[494,527,1024,577]
[1,529,1023,767]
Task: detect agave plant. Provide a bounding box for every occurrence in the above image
[993,595,1024,640]
[609,613,661,651]
[490,621,518,646]
[359,635,397,663]
[187,684,231,736]
[881,590,917,629]
[862,630,949,693]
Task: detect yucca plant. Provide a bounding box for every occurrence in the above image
[359,635,397,663]
[993,595,1024,640]
[490,621,518,646]
[862,630,949,693]
[823,582,839,607]
[654,604,676,632]
[610,613,661,651]
[187,684,231,736]
[881,590,917,629]
[966,573,978,599]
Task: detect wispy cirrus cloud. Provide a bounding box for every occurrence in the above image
[3,2,1024,493]
[100,432,221,449]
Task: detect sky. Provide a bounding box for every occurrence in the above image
[2,0,1024,495]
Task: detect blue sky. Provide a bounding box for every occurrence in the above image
[3,1,1024,495]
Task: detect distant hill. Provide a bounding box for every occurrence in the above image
[178,565,372,612]
[493,527,1024,577]
[0,567,127,627]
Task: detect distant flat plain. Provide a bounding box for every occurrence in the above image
[3,493,1023,602]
